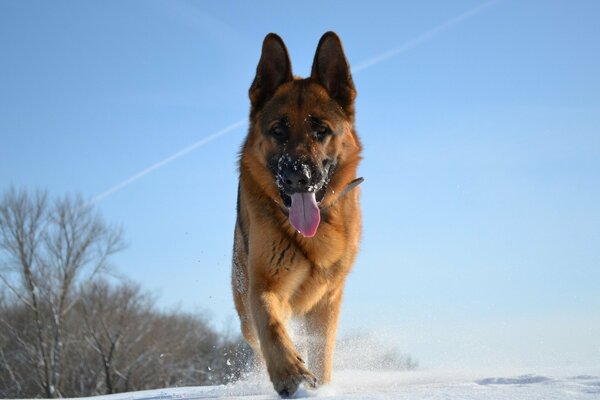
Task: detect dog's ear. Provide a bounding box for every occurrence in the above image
[311,31,356,109]
[249,33,293,110]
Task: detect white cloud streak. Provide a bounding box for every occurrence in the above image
[352,0,500,73]
[90,119,246,204]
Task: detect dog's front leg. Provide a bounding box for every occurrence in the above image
[250,289,317,397]
[306,287,343,384]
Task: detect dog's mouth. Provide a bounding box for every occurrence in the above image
[271,155,336,238]
[279,184,326,208]
[288,192,321,238]
[278,184,326,238]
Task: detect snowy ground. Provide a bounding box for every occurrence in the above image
[77,368,600,400]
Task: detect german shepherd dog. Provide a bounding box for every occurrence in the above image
[232,32,362,397]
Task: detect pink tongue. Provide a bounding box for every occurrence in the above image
[289,192,321,237]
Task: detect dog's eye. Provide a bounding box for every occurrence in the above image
[313,125,331,140]
[270,125,286,139]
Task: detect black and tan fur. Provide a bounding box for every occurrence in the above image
[232,32,362,397]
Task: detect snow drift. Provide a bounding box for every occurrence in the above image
[73,368,600,399]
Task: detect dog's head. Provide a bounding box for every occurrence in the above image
[241,32,361,237]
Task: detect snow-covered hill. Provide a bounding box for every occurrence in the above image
[77,368,600,400]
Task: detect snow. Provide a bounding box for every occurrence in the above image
[73,368,600,400]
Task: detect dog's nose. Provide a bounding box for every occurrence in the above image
[282,168,311,192]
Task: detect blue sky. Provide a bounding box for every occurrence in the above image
[1,0,599,369]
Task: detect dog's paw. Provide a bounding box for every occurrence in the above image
[271,356,317,398]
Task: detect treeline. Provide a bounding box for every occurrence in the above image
[0,280,250,398]
[0,188,250,398]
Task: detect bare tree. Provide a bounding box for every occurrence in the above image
[0,188,124,398]
[65,280,251,396]
[0,188,251,398]
[73,279,155,395]
[1,278,252,397]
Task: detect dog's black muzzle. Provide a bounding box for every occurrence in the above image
[272,154,335,207]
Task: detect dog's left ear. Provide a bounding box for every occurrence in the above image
[311,32,356,109]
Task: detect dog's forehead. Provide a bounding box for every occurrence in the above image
[261,80,344,124]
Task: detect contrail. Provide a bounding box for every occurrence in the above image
[90,119,246,204]
[91,0,499,204]
[351,0,500,74]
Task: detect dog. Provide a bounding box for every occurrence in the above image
[232,31,362,397]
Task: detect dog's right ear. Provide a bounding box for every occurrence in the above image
[249,33,293,110]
